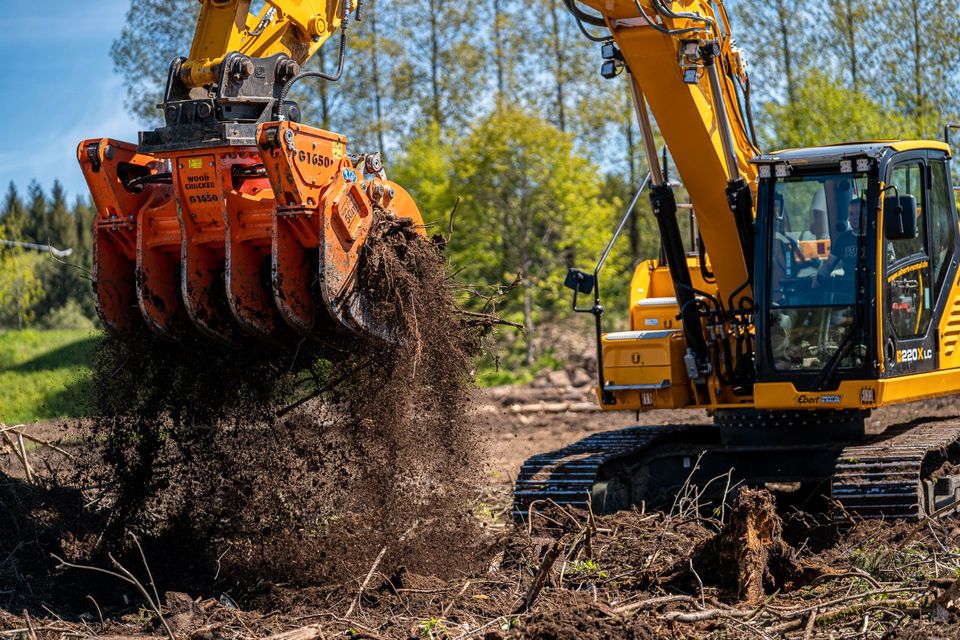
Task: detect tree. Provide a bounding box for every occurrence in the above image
[818,0,873,93]
[390,121,457,228]
[47,181,78,250]
[391,0,486,137]
[877,0,960,138]
[1,183,26,241]
[111,0,199,124]
[764,71,908,149]
[0,225,45,330]
[731,0,815,143]
[449,108,619,363]
[23,182,46,244]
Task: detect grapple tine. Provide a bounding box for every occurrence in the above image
[271,216,326,336]
[136,189,193,341]
[259,122,349,339]
[319,172,376,335]
[94,222,140,335]
[223,156,295,347]
[78,139,153,336]
[171,153,243,347]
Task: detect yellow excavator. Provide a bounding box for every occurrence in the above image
[514,0,960,521]
[79,0,960,520]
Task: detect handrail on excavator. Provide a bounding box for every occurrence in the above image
[566,171,652,403]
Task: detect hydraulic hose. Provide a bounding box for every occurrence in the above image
[275,0,351,120]
[561,0,610,41]
[650,0,717,34]
[632,0,701,36]
[562,0,606,27]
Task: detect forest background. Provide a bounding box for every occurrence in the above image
[1,0,959,391]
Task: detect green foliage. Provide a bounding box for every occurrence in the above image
[567,559,608,579]
[39,301,97,331]
[736,0,960,148]
[418,617,448,639]
[391,121,457,227]
[0,241,45,330]
[764,70,909,149]
[449,108,619,311]
[1,182,98,329]
[1,183,26,240]
[0,329,98,423]
[475,348,565,388]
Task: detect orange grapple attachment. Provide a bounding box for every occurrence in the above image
[78,139,189,339]
[221,154,294,347]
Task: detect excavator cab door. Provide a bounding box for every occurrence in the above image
[880,151,958,377]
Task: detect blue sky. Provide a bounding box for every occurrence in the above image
[0,0,141,202]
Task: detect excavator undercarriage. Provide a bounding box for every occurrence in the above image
[514,412,960,522]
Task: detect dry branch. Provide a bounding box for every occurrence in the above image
[264,625,327,640]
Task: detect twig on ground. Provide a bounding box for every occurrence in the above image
[811,570,882,590]
[86,595,104,628]
[264,624,326,640]
[345,545,389,618]
[52,544,175,640]
[515,538,565,614]
[22,610,36,640]
[689,559,706,609]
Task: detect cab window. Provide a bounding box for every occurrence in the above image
[885,161,930,339]
[929,159,955,293]
[887,163,927,260]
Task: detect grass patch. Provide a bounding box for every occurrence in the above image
[475,350,564,387]
[0,328,100,423]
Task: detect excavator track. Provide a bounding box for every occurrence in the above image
[831,418,960,519]
[512,424,706,522]
[515,417,960,523]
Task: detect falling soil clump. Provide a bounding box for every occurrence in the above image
[67,213,489,598]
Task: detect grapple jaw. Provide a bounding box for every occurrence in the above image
[77,122,424,351]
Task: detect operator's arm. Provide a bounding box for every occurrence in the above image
[812,254,839,288]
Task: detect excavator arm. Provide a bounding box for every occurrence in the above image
[578,0,759,301]
[566,0,761,406]
[179,0,344,88]
[78,0,423,349]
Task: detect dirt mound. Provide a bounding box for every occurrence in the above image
[34,213,491,602]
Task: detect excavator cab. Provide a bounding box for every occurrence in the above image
[752,141,960,407]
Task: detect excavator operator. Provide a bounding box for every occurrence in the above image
[812,198,864,288]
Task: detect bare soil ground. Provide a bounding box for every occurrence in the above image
[6,390,960,639]
[7,221,960,638]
